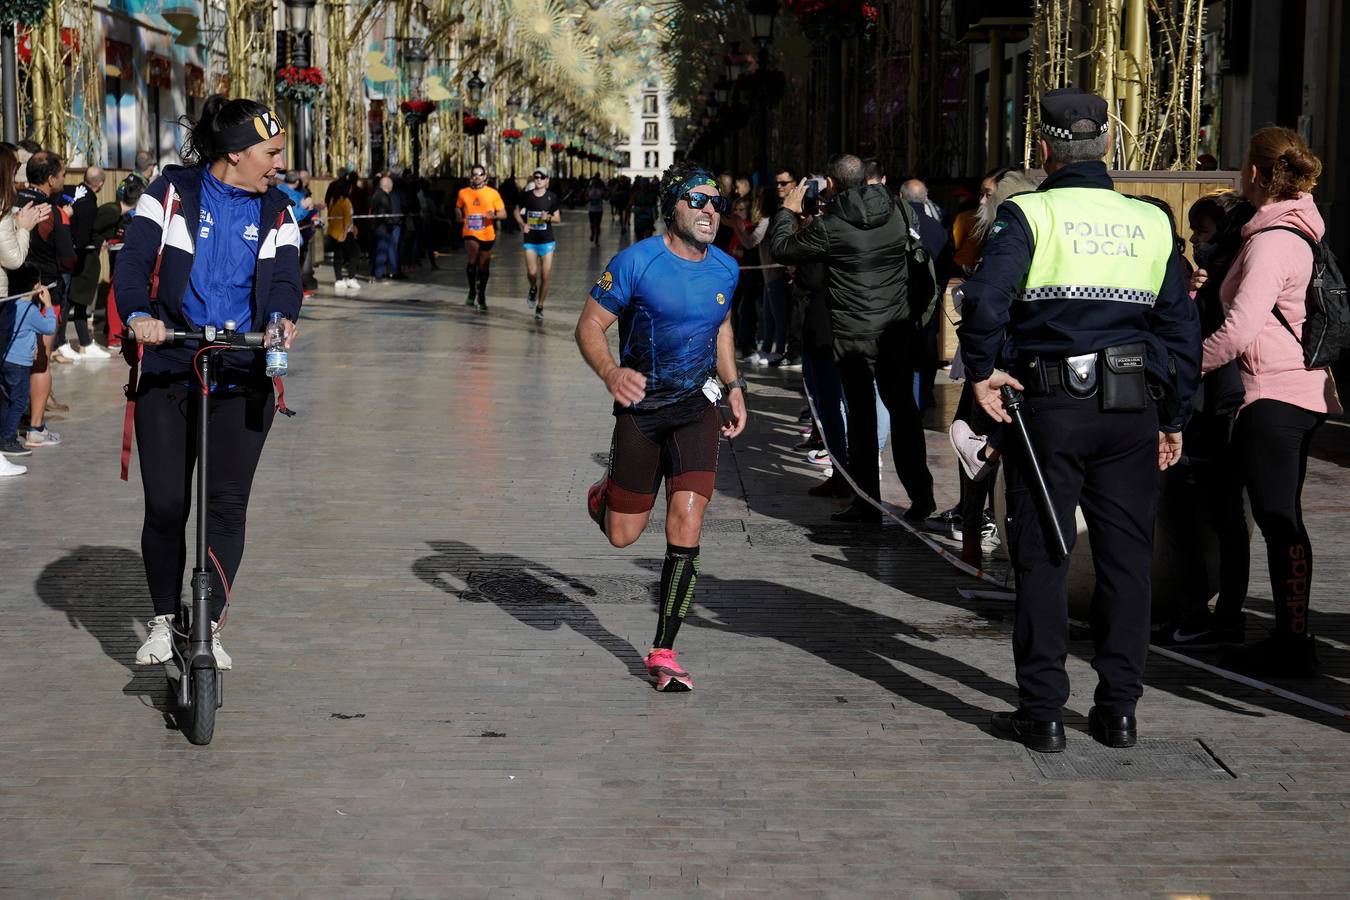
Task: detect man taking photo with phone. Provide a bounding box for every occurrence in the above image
[769,153,936,523]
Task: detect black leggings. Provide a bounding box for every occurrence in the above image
[1234,399,1325,637]
[135,380,275,619]
[326,235,357,281]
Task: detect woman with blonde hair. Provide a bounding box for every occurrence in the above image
[1201,126,1341,676]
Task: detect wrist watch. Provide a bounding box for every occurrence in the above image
[724,376,747,393]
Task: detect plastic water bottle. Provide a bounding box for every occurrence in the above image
[264,311,288,377]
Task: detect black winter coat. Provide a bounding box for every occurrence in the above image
[768,183,909,342]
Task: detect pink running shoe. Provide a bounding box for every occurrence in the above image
[645,648,693,692]
[587,477,609,534]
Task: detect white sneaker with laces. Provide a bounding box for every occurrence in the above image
[0,453,25,476]
[57,343,82,362]
[81,342,111,359]
[950,419,993,481]
[25,427,61,448]
[25,427,61,447]
[211,622,232,670]
[136,615,174,664]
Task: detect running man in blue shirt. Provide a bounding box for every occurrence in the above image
[575,160,748,692]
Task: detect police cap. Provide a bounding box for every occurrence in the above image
[1039,88,1110,141]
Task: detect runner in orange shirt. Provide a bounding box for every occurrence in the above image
[456,165,506,310]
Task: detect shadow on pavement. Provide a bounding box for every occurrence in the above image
[411,539,649,680]
[34,545,175,725]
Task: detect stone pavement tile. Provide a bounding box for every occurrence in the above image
[3,231,1350,896]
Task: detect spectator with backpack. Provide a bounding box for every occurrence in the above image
[1200,126,1343,677]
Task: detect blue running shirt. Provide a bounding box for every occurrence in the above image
[592,235,739,411]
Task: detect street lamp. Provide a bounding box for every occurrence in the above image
[402,40,430,175]
[466,70,486,108]
[403,40,429,91]
[748,0,778,48]
[747,0,779,185]
[282,0,318,170]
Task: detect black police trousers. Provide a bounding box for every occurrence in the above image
[1004,388,1158,721]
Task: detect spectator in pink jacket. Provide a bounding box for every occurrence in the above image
[1200,126,1342,677]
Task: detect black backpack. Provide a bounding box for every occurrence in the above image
[893,195,939,327]
[1256,226,1350,368]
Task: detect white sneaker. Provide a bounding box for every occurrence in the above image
[344,278,361,293]
[0,453,25,476]
[81,342,111,359]
[25,427,61,448]
[333,280,350,294]
[211,622,232,670]
[807,449,831,466]
[950,419,994,481]
[57,343,82,362]
[136,615,175,664]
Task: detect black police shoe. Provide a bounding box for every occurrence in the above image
[1087,707,1137,748]
[990,709,1065,753]
[830,502,882,524]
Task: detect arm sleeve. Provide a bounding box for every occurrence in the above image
[52,220,77,272]
[1149,249,1202,430]
[269,206,304,322]
[1201,233,1305,372]
[767,208,830,264]
[110,181,170,318]
[590,250,638,316]
[0,215,29,270]
[741,216,769,250]
[33,302,57,335]
[954,202,1035,380]
[70,197,95,249]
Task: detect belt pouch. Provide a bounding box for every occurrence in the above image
[1062,352,1098,399]
[1101,341,1148,412]
[1019,358,1050,396]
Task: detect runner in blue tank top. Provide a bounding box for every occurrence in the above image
[575,160,748,693]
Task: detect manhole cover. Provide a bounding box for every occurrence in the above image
[1029,739,1235,781]
[461,571,654,605]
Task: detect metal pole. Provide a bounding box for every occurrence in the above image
[986,29,1005,170]
[1,23,17,143]
[1001,386,1069,560]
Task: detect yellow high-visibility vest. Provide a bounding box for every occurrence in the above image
[1006,188,1173,306]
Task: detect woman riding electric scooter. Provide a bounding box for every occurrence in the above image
[114,96,301,673]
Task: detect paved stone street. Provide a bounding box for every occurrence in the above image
[2,222,1349,898]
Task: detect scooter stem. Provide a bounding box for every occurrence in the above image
[191,349,213,653]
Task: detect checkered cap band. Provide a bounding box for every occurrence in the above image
[1015,285,1158,306]
[1040,121,1110,141]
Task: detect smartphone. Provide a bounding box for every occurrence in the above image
[802,180,819,215]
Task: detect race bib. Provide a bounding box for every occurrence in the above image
[526,210,548,231]
[467,214,486,230]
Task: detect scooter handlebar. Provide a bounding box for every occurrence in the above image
[123,324,266,348]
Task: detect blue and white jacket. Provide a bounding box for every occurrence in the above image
[112,164,303,381]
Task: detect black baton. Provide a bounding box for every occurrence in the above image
[1001,385,1070,560]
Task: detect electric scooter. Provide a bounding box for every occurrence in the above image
[126,320,266,745]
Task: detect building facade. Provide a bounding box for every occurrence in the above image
[618,76,676,180]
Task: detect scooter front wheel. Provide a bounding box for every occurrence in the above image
[184,667,218,746]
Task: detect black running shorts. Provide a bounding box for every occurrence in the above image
[467,237,496,253]
[606,393,721,514]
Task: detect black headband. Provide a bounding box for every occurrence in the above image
[216,111,285,153]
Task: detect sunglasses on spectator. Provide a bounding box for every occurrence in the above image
[532,173,548,179]
[682,192,730,213]
[775,180,793,186]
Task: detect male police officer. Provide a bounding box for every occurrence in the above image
[957,88,1201,752]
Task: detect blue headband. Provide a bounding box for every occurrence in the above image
[661,168,718,222]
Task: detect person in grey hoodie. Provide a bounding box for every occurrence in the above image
[769,152,935,524]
